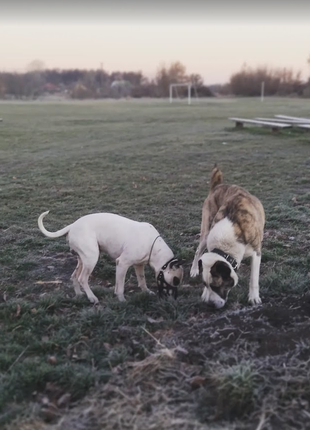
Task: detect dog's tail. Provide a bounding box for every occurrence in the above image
[38,211,71,238]
[210,164,223,191]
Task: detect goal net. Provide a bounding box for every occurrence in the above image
[169,82,194,105]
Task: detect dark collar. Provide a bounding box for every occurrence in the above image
[211,248,238,271]
[161,257,178,270]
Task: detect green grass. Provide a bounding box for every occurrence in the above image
[198,363,261,420]
[1,97,310,429]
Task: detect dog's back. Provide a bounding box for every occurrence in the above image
[206,167,265,251]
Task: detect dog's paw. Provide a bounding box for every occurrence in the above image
[139,287,155,295]
[190,266,199,277]
[89,296,99,305]
[117,295,126,302]
[248,295,262,305]
[201,287,209,302]
[146,289,156,295]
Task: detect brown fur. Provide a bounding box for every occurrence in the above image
[192,166,265,307]
[210,261,235,299]
[201,168,265,254]
[210,164,223,191]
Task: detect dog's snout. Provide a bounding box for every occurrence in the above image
[207,301,217,309]
[208,299,225,309]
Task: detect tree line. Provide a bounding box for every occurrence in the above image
[0,60,309,99]
[0,61,212,100]
[228,65,307,97]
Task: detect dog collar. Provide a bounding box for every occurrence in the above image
[211,248,238,271]
[161,257,179,270]
[147,235,161,266]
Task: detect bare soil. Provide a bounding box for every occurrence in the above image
[166,293,310,361]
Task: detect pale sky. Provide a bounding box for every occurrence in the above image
[1,2,310,85]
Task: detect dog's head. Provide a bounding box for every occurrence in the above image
[199,253,238,309]
[157,258,184,299]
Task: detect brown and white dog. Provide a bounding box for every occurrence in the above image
[190,166,265,309]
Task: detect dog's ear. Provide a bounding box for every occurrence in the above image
[211,261,231,279]
[211,261,234,288]
[169,260,178,269]
[169,258,185,269]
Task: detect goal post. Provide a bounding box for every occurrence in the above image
[169,82,192,105]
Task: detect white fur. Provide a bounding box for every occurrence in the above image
[199,252,239,287]
[248,252,262,304]
[38,211,177,304]
[201,286,225,309]
[206,218,245,263]
[199,252,237,309]
[191,217,262,307]
[191,218,244,277]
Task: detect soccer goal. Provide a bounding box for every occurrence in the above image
[169,82,193,105]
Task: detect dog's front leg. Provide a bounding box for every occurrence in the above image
[190,237,208,277]
[190,207,211,277]
[134,264,155,295]
[114,258,130,302]
[248,251,262,305]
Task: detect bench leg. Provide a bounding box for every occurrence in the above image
[236,121,243,128]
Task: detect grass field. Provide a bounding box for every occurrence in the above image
[1,97,310,430]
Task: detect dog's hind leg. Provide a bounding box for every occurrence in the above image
[70,256,83,296]
[248,251,262,305]
[77,247,100,304]
[134,264,155,295]
[114,257,130,302]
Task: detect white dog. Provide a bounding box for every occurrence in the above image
[38,211,183,304]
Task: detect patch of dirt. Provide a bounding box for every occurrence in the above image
[156,294,310,363]
[5,295,310,430]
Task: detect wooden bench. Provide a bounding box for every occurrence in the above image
[255,117,306,124]
[274,115,310,123]
[228,117,291,132]
[296,124,310,130]
[255,117,310,130]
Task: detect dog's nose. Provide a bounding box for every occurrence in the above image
[208,301,217,309]
[209,300,225,309]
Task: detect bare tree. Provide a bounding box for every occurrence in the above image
[189,73,204,88]
[156,61,188,96]
[26,59,45,72]
[25,59,46,98]
[155,63,169,97]
[230,65,303,96]
[168,61,188,83]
